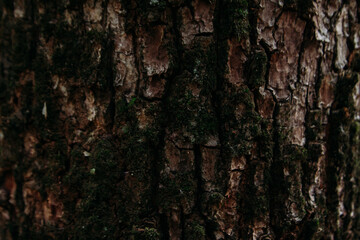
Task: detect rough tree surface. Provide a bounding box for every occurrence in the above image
[0,0,360,239]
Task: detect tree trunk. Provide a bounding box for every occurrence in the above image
[0,0,360,239]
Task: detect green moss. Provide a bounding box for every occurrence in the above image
[121,131,151,179]
[243,188,268,220]
[185,222,206,240]
[181,43,217,92]
[168,90,217,144]
[63,140,125,239]
[247,51,267,89]
[90,140,119,181]
[218,0,249,40]
[234,1,249,40]
[116,97,137,115]
[166,44,219,145]
[84,100,161,236]
[64,150,87,191]
[350,122,360,143]
[159,172,196,211]
[148,0,166,7]
[114,97,163,182]
[167,45,219,143]
[219,84,265,159]
[283,145,307,166]
[208,192,224,205]
[142,227,160,240]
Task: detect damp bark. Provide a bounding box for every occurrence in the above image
[0,0,360,239]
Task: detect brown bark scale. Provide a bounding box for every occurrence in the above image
[0,0,360,239]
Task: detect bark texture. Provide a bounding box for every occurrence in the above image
[0,0,360,239]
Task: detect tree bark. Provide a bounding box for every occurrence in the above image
[0,0,360,239]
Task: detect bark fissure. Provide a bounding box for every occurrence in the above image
[132,28,141,96]
[268,101,282,238]
[193,144,203,212]
[0,0,359,239]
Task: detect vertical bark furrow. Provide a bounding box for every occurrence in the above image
[0,0,359,239]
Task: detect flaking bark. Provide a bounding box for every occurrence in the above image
[0,0,359,239]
